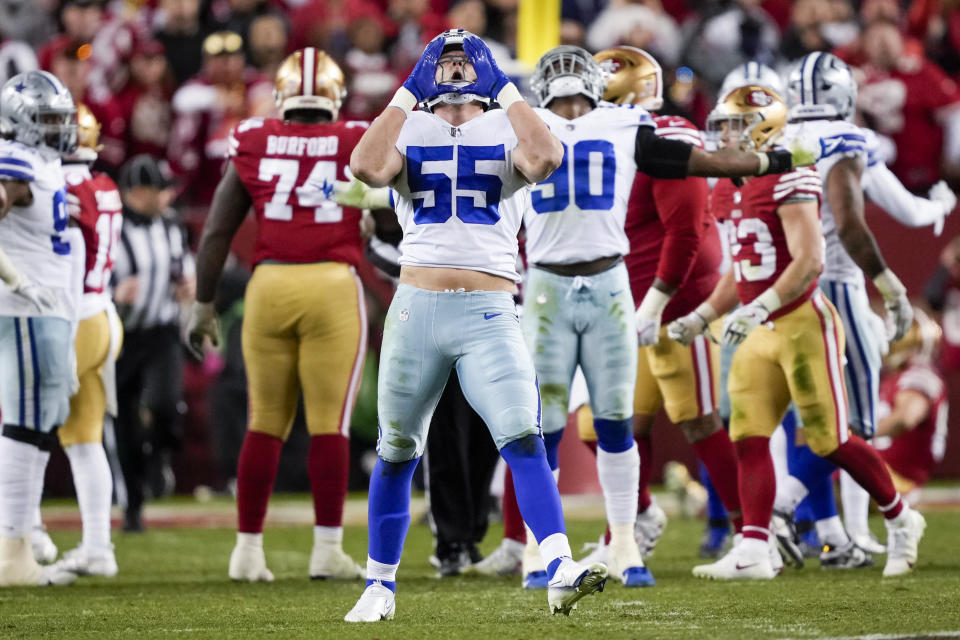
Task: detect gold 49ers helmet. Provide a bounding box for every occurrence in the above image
[593,46,662,110]
[69,103,102,162]
[706,85,787,151]
[274,48,346,119]
[885,308,942,370]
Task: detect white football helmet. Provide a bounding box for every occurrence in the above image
[786,52,857,122]
[530,45,605,108]
[720,61,784,99]
[0,70,77,155]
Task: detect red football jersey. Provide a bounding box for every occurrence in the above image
[229,117,368,267]
[624,115,721,323]
[717,167,822,320]
[64,166,124,297]
[877,363,949,486]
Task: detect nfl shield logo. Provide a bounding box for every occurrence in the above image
[399,309,409,322]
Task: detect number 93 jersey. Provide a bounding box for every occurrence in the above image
[523,103,654,265]
[229,117,368,267]
[0,140,73,319]
[391,109,533,282]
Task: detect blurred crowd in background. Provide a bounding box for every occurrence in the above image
[12,0,960,501]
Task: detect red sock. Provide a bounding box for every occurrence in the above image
[502,466,526,543]
[236,431,284,533]
[693,429,743,532]
[733,436,775,542]
[826,437,903,519]
[308,434,350,527]
[635,433,652,513]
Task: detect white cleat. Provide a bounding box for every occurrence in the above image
[693,539,776,581]
[883,508,926,577]
[851,532,886,555]
[50,546,118,578]
[344,581,396,622]
[228,537,274,583]
[578,536,608,567]
[521,534,548,589]
[0,536,76,587]
[547,559,608,615]
[31,526,58,565]
[309,545,363,580]
[768,536,784,575]
[635,500,667,558]
[607,538,655,587]
[464,538,524,577]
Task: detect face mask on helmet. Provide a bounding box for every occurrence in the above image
[530,46,605,109]
[419,29,491,113]
[0,70,77,156]
[706,86,787,151]
[786,52,857,122]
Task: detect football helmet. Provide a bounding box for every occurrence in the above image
[275,47,346,119]
[65,103,103,162]
[786,52,857,122]
[720,61,784,99]
[530,45,605,108]
[706,85,787,151]
[419,29,489,113]
[594,46,662,110]
[0,70,77,155]
[885,308,942,369]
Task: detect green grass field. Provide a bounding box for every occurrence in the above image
[4,503,960,640]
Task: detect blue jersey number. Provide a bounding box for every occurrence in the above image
[532,139,616,214]
[407,144,504,225]
[51,188,70,255]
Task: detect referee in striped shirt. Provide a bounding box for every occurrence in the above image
[111,155,195,532]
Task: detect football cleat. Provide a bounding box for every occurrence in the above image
[607,538,655,587]
[819,541,874,570]
[464,538,523,577]
[344,581,396,622]
[50,545,118,577]
[768,536,784,575]
[0,536,76,587]
[228,537,275,583]
[883,508,926,577]
[851,532,886,555]
[309,545,364,580]
[634,500,667,558]
[429,550,472,578]
[30,526,58,565]
[578,536,609,567]
[770,510,804,568]
[546,559,608,615]
[522,535,548,589]
[693,539,776,581]
[699,523,732,559]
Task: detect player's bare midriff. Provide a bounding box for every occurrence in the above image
[399,265,515,292]
[535,255,622,277]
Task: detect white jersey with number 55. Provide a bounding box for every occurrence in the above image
[0,140,73,319]
[523,103,654,265]
[391,109,532,282]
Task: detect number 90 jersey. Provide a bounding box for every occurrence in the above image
[391,109,533,282]
[0,140,73,319]
[523,103,654,265]
[713,168,823,320]
[229,117,368,267]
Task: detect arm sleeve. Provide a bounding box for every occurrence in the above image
[650,175,708,287]
[924,265,951,311]
[863,161,945,227]
[634,125,692,179]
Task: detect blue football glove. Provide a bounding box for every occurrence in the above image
[402,36,445,102]
[461,35,510,100]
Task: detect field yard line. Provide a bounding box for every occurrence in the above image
[795,632,960,640]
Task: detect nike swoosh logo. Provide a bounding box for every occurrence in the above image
[735,562,759,570]
[484,313,502,320]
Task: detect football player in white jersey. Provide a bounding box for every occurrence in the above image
[343,29,607,621]
[512,45,820,590]
[0,70,79,587]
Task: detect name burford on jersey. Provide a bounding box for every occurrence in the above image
[524,102,654,265]
[788,120,871,285]
[391,109,532,282]
[0,141,74,319]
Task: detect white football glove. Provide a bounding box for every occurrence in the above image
[185,301,221,361]
[635,287,671,346]
[331,178,393,210]
[13,281,57,314]
[666,302,718,346]
[873,269,913,342]
[721,301,770,346]
[928,180,956,236]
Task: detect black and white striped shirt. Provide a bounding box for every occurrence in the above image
[113,206,194,331]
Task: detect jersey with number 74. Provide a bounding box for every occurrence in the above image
[229,116,368,267]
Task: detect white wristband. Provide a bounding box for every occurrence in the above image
[496,83,524,111]
[0,247,22,289]
[694,301,719,323]
[754,288,782,314]
[754,152,770,175]
[637,286,672,318]
[387,87,418,116]
[873,268,906,301]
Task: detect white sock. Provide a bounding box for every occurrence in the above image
[237,531,263,547]
[774,475,809,514]
[0,436,40,538]
[597,443,639,531]
[314,525,343,547]
[538,531,572,570]
[769,426,788,486]
[839,470,871,537]
[31,449,50,520]
[366,556,398,583]
[65,443,113,552]
[815,515,850,547]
